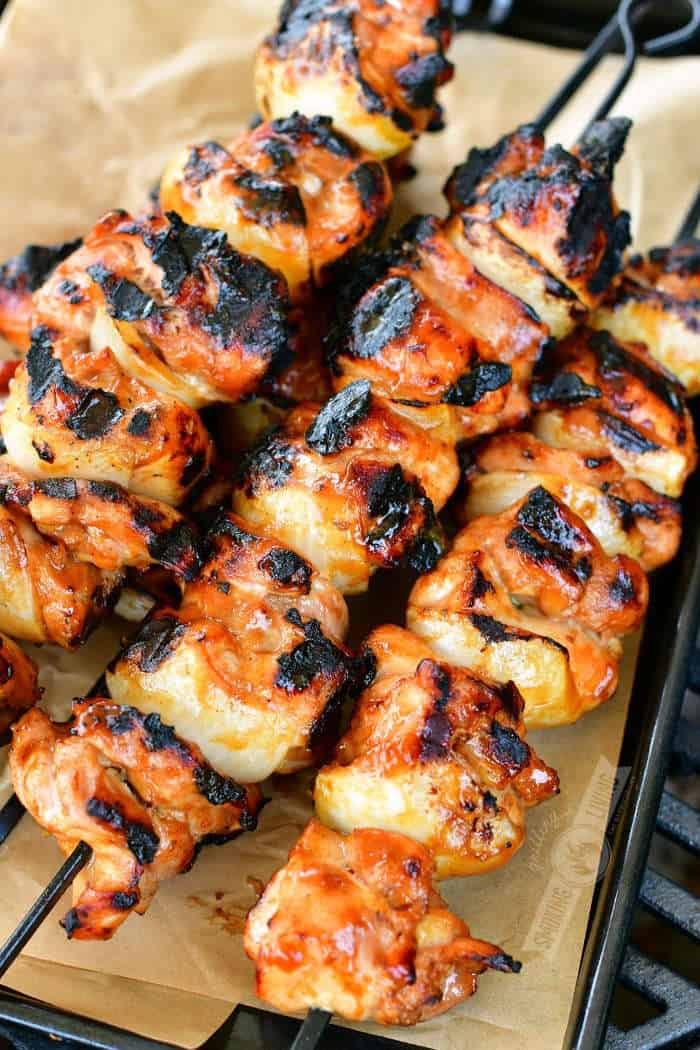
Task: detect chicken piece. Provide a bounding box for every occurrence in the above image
[11,701,262,940]
[408,487,648,728]
[107,511,354,782]
[315,625,559,877]
[0,458,203,578]
[254,0,454,160]
[232,382,451,594]
[245,819,519,1025]
[160,115,392,302]
[0,502,121,647]
[0,634,40,736]
[2,206,293,505]
[329,215,547,444]
[3,324,214,506]
[531,327,696,498]
[460,432,680,572]
[592,238,700,394]
[0,237,81,351]
[444,119,632,334]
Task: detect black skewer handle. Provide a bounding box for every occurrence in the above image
[0,841,91,979]
[290,1008,332,1050]
[675,185,700,243]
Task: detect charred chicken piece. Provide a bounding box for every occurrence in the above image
[329,215,547,445]
[0,458,203,578]
[531,327,697,498]
[0,237,81,352]
[254,0,454,160]
[592,238,700,394]
[408,487,648,728]
[460,432,681,572]
[160,115,392,302]
[245,819,519,1025]
[0,502,121,647]
[3,324,213,507]
[315,625,559,877]
[2,206,292,505]
[10,701,262,940]
[0,634,40,736]
[232,382,451,594]
[107,511,354,782]
[444,119,632,336]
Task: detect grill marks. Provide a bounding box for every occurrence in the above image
[507,486,592,583]
[305,380,372,454]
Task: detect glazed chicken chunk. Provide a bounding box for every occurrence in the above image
[329,215,547,444]
[592,238,700,394]
[444,119,632,336]
[107,511,354,782]
[11,701,263,940]
[255,0,454,160]
[0,501,121,647]
[0,633,40,736]
[0,458,202,578]
[0,237,80,352]
[245,820,519,1025]
[315,625,559,877]
[2,208,291,504]
[531,327,697,498]
[160,114,392,302]
[233,381,451,593]
[460,432,681,572]
[408,486,648,728]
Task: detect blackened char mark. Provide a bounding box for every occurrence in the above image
[606,493,663,530]
[589,329,685,418]
[598,411,661,454]
[394,52,453,110]
[88,480,125,502]
[112,891,139,910]
[183,141,231,188]
[363,462,442,570]
[144,521,203,582]
[35,478,78,500]
[193,764,245,805]
[85,796,160,865]
[444,361,511,407]
[61,908,84,936]
[198,240,289,363]
[0,237,81,293]
[348,161,387,211]
[530,370,602,406]
[517,486,583,552]
[128,410,152,437]
[349,277,419,360]
[305,380,371,454]
[207,510,257,547]
[66,389,124,440]
[233,170,306,227]
[26,325,80,404]
[270,112,359,158]
[86,263,156,321]
[238,428,297,497]
[496,680,524,721]
[445,124,541,208]
[151,211,228,296]
[489,719,530,773]
[118,615,186,674]
[258,547,312,590]
[276,608,348,692]
[609,567,637,605]
[418,659,453,761]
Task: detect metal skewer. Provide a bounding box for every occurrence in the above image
[675,185,700,243]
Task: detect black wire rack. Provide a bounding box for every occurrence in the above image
[0,3,699,1050]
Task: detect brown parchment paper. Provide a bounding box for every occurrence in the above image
[0,3,699,1048]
